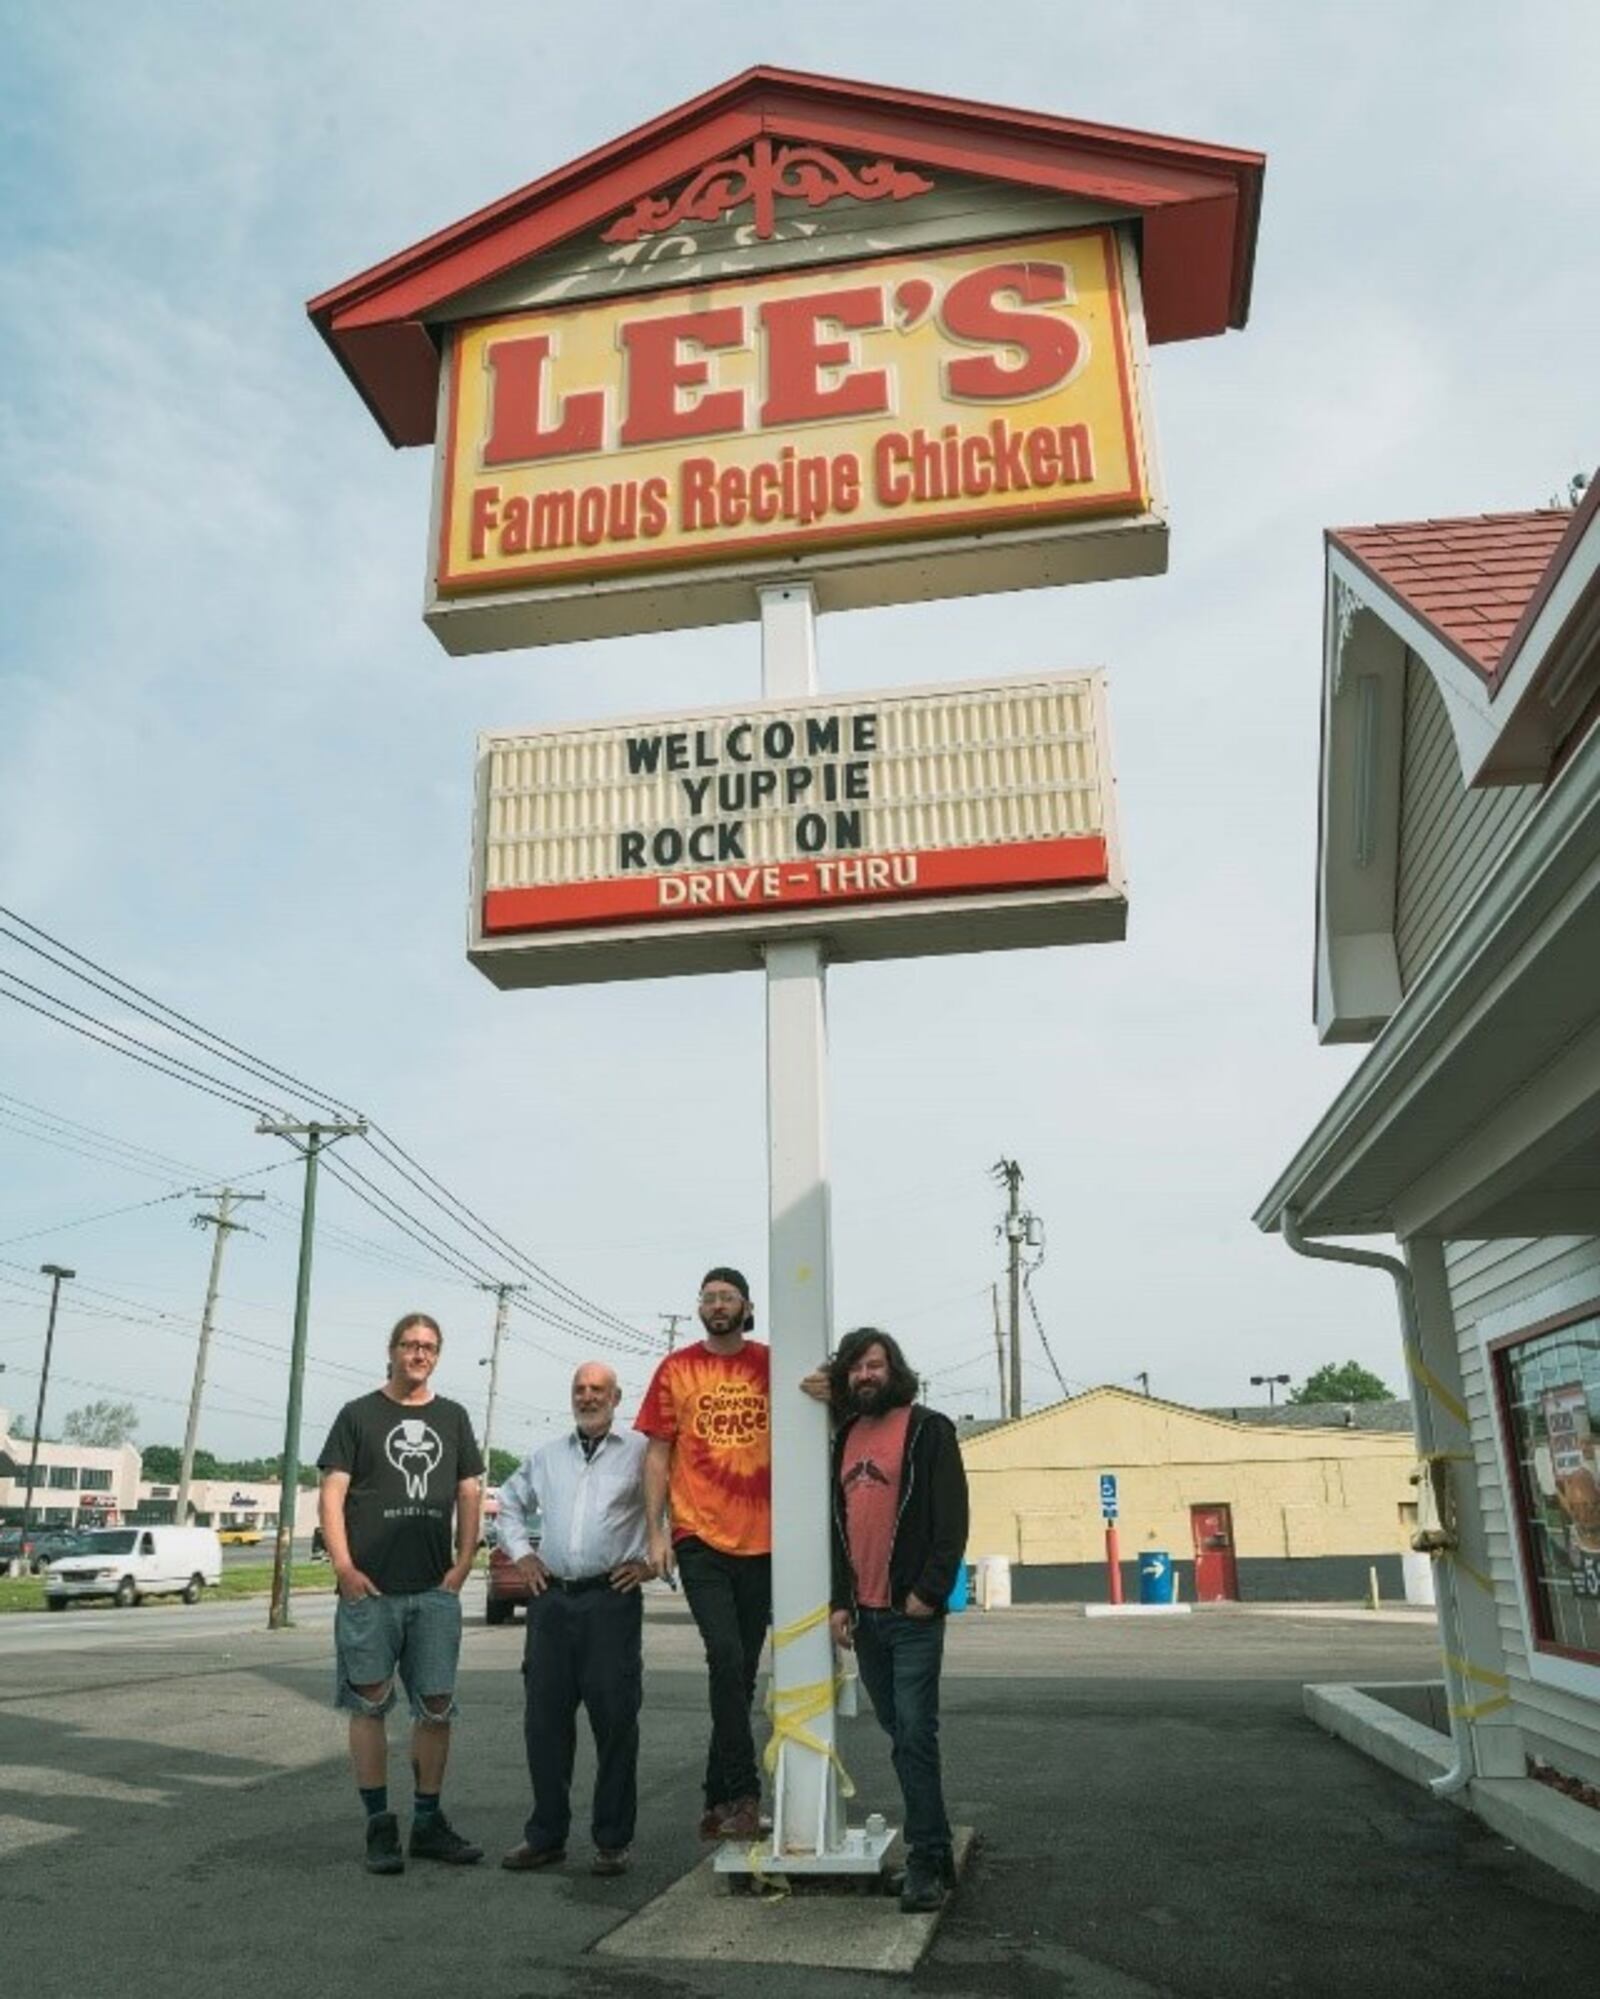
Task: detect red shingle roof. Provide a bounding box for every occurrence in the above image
[1330,510,1574,678]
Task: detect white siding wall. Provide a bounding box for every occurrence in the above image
[1446,1234,1600,1783]
[1394,657,1537,989]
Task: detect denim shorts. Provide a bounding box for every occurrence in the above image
[333,1587,463,1723]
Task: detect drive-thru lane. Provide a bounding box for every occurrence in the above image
[2,1601,1596,1998]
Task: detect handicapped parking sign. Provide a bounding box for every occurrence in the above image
[1099,1472,1118,1519]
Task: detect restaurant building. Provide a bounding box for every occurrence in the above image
[1256,476,1600,1884]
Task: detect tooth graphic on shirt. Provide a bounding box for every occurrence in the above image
[385,1419,444,1500]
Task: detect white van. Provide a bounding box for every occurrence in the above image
[44,1525,223,1610]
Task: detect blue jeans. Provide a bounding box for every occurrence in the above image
[333,1587,463,1722]
[853,1607,951,1861]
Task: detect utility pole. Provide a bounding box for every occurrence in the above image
[990,1283,1008,1416]
[476,1281,526,1490]
[1135,1371,1151,1398]
[258,1117,367,1630]
[992,1159,1025,1419]
[177,1187,264,1523]
[659,1311,689,1351]
[21,1264,74,1544]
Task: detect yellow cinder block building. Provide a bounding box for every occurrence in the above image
[960,1386,1420,1602]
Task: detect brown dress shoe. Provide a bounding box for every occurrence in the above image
[591,1847,629,1876]
[698,1803,730,1840]
[717,1796,762,1839]
[501,1841,566,1870]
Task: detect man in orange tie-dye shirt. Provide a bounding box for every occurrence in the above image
[637,1266,771,1841]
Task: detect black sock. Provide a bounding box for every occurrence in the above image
[414,1788,441,1822]
[359,1784,388,1819]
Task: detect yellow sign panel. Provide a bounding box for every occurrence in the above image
[437,227,1149,595]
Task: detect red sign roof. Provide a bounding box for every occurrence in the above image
[309,65,1264,448]
[1331,510,1576,680]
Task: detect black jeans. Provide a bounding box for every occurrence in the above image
[675,1536,771,1807]
[853,1607,951,1861]
[521,1584,643,1852]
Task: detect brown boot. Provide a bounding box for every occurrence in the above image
[717,1796,762,1839]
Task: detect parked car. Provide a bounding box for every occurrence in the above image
[27,1529,88,1574]
[44,1525,222,1609]
[485,1535,539,1625]
[1,1525,81,1573]
[216,1526,263,1545]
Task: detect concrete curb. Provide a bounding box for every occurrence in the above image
[1305,1682,1600,1896]
[1082,1603,1192,1619]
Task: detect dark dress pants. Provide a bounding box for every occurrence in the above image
[853,1606,952,1861]
[674,1536,772,1807]
[522,1584,643,1852]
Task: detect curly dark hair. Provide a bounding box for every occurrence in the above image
[826,1326,920,1417]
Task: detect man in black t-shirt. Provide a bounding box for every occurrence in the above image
[318,1310,484,1875]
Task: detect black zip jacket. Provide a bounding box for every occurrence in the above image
[830,1403,970,1617]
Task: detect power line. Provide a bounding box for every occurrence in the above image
[359,1124,650,1343]
[0,908,359,1118]
[0,907,642,1352]
[0,972,271,1115]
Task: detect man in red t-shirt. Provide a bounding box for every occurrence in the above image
[824,1326,968,1914]
[636,1266,771,1840]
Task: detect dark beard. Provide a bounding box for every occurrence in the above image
[849,1381,891,1417]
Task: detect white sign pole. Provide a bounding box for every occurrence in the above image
[760,580,845,1861]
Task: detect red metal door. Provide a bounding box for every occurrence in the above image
[1191,1504,1239,1601]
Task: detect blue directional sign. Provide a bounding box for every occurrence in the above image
[1099,1472,1118,1519]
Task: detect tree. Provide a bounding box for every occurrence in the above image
[60,1399,139,1447]
[140,1444,219,1483]
[488,1447,520,1488]
[1289,1361,1395,1406]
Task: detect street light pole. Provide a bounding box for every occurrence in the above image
[21,1264,75,1544]
[1250,1372,1291,1408]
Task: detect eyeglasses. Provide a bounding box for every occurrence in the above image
[699,1290,743,1307]
[396,1341,440,1357]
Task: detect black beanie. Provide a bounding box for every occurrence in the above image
[701,1266,750,1299]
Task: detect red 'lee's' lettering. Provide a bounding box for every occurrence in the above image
[481,335,604,465]
[474,260,1087,470]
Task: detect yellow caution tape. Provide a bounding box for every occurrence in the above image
[745,1839,787,1900]
[745,1601,857,1902]
[1406,1343,1468,1427]
[1444,1653,1507,1690]
[1446,1550,1495,1595]
[773,1603,830,1649]
[764,1675,858,1799]
[1449,1693,1511,1721]
[1445,1652,1511,1721]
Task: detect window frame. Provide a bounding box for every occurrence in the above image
[1484,1284,1600,1700]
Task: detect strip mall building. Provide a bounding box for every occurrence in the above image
[1257,476,1600,1878]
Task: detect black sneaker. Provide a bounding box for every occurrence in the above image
[364,1810,404,1875]
[408,1811,483,1864]
[898,1852,949,1914]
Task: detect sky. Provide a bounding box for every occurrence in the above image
[1,3,1597,1471]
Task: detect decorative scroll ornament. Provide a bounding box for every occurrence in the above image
[602,137,934,245]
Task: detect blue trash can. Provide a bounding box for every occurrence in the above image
[947,1557,971,1614]
[1138,1550,1174,1605]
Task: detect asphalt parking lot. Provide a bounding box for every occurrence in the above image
[1,1595,1595,1998]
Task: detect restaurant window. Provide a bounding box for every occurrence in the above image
[79,1468,113,1492]
[1494,1310,1600,1663]
[48,1465,78,1489]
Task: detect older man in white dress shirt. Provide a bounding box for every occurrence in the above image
[497,1361,653,1877]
